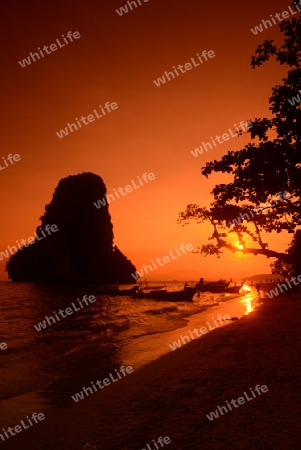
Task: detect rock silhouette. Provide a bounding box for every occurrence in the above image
[6,172,137,283]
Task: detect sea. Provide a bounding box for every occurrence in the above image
[0,280,258,427]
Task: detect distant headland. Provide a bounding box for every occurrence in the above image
[6,172,137,284]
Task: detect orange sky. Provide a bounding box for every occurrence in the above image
[0,0,296,280]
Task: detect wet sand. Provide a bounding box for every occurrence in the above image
[5,292,301,450]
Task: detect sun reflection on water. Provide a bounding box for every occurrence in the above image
[241,284,256,314]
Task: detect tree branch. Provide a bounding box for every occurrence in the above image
[217,240,288,259]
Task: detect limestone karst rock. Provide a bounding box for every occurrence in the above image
[6,172,137,283]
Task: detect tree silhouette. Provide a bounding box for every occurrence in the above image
[271,230,301,278]
[179,15,301,266]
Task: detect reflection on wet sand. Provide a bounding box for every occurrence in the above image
[222,284,255,316]
[240,285,261,314]
[120,291,260,369]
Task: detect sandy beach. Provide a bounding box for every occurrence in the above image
[2,291,300,450]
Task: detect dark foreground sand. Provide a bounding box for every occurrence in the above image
[5,294,301,450]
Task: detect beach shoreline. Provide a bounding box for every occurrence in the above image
[4,291,301,449]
